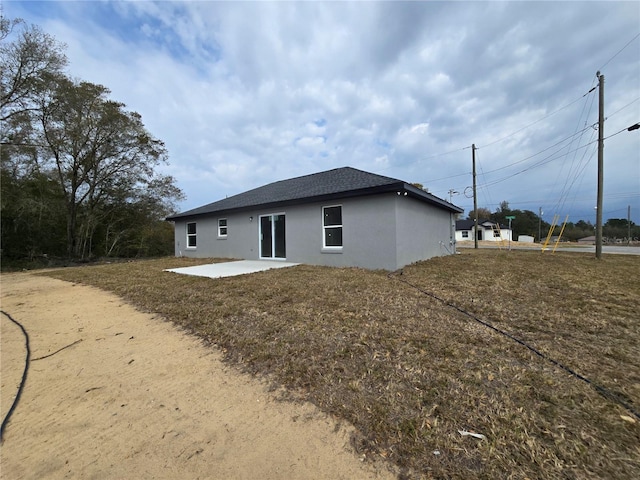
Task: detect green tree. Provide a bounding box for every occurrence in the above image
[604,218,635,241]
[562,220,594,241]
[0,160,67,258]
[1,18,69,261]
[491,201,512,231]
[507,209,542,240]
[605,218,631,228]
[1,17,183,262]
[93,175,182,257]
[38,77,182,258]
[488,202,544,240]
[467,207,492,221]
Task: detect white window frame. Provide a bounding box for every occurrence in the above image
[186,222,197,248]
[218,218,228,238]
[462,231,469,238]
[322,205,343,249]
[259,213,287,259]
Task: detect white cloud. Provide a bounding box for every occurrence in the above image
[5,0,639,222]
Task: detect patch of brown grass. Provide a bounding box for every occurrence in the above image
[44,251,640,479]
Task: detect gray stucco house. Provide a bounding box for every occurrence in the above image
[166,167,463,271]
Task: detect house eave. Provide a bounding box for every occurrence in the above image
[402,183,464,213]
[166,183,463,222]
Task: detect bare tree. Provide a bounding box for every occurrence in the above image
[1,20,67,124]
[38,77,177,257]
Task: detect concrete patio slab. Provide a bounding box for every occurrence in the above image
[165,260,300,279]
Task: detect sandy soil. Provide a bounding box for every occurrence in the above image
[1,273,395,480]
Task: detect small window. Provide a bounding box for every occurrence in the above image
[494,230,501,238]
[323,206,342,248]
[462,231,469,238]
[218,218,228,237]
[187,222,197,248]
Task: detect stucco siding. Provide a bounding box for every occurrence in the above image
[273,195,398,270]
[174,213,257,259]
[172,192,453,270]
[395,196,452,267]
[343,195,398,270]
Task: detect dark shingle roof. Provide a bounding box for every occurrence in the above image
[456,219,477,230]
[167,166,462,220]
[456,219,510,230]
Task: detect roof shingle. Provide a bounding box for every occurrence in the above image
[167,166,462,220]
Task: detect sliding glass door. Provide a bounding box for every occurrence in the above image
[259,214,286,259]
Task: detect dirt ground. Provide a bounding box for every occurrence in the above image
[1,273,395,480]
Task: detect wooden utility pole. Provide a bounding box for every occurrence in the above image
[472,144,478,249]
[595,72,604,259]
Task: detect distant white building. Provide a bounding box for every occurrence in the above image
[455,219,513,242]
[578,235,596,245]
[518,235,535,243]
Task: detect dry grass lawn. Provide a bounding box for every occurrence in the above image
[44,250,640,479]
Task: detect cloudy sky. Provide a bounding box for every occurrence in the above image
[6,1,640,222]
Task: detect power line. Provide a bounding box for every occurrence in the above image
[395,65,637,196]
[465,117,637,192]
[388,85,635,180]
[549,76,599,215]
[422,124,595,187]
[454,191,639,208]
[603,124,640,141]
[409,88,602,169]
[605,192,640,199]
[475,140,598,190]
[552,105,598,214]
[475,149,496,216]
[372,145,472,175]
[554,140,597,215]
[598,32,640,72]
[422,171,471,185]
[423,116,636,200]
[479,125,594,176]
[477,92,594,150]
[420,145,471,162]
[607,96,640,119]
[479,132,599,188]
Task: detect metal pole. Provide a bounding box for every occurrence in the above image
[595,72,604,259]
[505,215,515,251]
[538,207,542,243]
[472,144,478,249]
[449,189,458,254]
[628,205,632,246]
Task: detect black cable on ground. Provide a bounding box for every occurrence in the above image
[32,339,82,361]
[1,310,31,443]
[390,274,640,420]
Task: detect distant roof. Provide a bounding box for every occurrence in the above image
[456,219,477,230]
[455,219,510,230]
[167,167,463,220]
